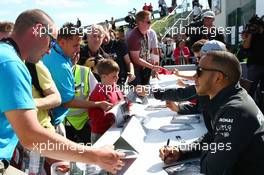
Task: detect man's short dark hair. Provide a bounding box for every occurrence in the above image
[57,22,82,40]
[207,51,242,84]
[192,39,207,52]
[97,59,119,76]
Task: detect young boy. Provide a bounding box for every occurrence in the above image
[88,59,124,144]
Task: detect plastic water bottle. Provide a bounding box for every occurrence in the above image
[70,162,85,175]
[86,164,107,175]
[28,150,44,175]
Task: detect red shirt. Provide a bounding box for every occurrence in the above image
[127,27,151,69]
[173,46,191,64]
[143,5,149,11]
[88,84,124,134]
[148,4,153,11]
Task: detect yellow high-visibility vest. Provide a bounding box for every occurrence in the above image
[65,65,90,130]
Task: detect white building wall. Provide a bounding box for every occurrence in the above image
[214,0,256,28]
[256,0,264,16]
[226,0,253,15]
[214,0,226,28]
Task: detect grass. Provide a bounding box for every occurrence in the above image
[151,13,181,36]
[151,11,191,37]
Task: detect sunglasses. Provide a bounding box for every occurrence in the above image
[143,20,151,24]
[196,66,228,78]
[47,34,56,49]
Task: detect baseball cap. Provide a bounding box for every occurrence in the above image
[203,11,215,18]
[201,40,226,53]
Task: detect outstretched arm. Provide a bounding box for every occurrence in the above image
[6,109,124,174]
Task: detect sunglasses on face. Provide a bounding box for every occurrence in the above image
[142,20,151,24]
[196,66,228,78]
[47,34,56,49]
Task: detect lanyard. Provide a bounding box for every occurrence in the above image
[53,44,70,62]
[0,38,21,58]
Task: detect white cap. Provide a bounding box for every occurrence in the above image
[201,40,226,53]
[203,11,215,18]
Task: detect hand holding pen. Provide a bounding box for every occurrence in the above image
[159,139,182,164]
[166,139,170,147]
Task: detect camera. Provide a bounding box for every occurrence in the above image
[124,8,137,29]
[94,54,104,66]
[124,15,136,29]
[244,15,264,34]
[76,18,81,28]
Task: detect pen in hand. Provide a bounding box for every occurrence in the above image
[166,138,170,147]
[164,139,173,163]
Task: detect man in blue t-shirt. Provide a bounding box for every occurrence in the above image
[0,9,124,174]
[42,23,113,128]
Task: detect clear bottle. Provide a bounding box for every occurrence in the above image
[28,150,44,175]
[85,164,106,175]
[70,162,85,175]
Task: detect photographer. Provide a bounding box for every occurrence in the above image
[240,15,264,109]
[101,27,136,86]
[159,0,168,17]
[192,0,202,19]
[79,24,110,82]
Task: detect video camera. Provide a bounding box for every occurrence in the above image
[94,54,104,66]
[244,15,264,34]
[125,15,136,29]
[125,8,137,29]
[188,14,203,28]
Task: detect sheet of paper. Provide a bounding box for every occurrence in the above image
[106,101,130,127]
[170,114,201,124]
[120,117,146,153]
[159,124,194,132]
[144,104,167,111]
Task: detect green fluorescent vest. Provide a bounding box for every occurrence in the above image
[65,65,90,130]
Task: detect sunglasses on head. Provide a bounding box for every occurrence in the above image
[196,66,228,78]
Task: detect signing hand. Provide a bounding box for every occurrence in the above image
[159,146,182,164]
